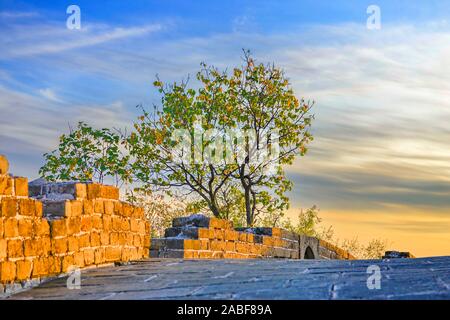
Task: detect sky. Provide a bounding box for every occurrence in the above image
[1,0,450,257]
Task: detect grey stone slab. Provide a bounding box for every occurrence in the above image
[5,256,450,300]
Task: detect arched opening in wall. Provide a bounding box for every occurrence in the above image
[304,246,315,259]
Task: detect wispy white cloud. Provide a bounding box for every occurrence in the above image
[38,88,63,103]
[0,23,162,58]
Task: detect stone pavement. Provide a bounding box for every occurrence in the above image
[5,256,450,300]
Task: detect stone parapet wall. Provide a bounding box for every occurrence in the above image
[0,155,150,292]
[319,239,357,260]
[150,214,355,260]
[151,215,299,259]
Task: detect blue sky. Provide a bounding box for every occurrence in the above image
[1,1,450,255]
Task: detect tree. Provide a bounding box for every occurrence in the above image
[220,50,314,226]
[39,122,131,187]
[129,51,314,226]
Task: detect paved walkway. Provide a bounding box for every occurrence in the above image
[6,256,450,300]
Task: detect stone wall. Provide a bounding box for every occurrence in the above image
[151,214,356,260]
[0,155,150,291]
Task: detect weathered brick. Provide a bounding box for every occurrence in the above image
[73,252,85,268]
[113,201,122,215]
[0,261,16,282]
[33,219,50,237]
[4,218,18,237]
[90,232,101,247]
[84,248,95,265]
[105,246,122,262]
[83,199,94,215]
[16,259,32,280]
[19,199,37,216]
[94,247,105,264]
[80,216,92,232]
[51,219,66,237]
[77,234,90,248]
[18,219,33,237]
[67,200,83,217]
[13,177,28,197]
[0,239,6,260]
[67,236,79,252]
[91,215,103,229]
[101,186,119,200]
[112,216,122,231]
[74,183,87,199]
[1,198,17,217]
[100,231,110,245]
[52,238,68,255]
[104,200,114,215]
[94,200,104,214]
[0,176,13,196]
[32,257,49,277]
[48,256,61,275]
[0,218,3,238]
[66,217,81,235]
[0,155,9,175]
[87,183,102,200]
[184,239,201,250]
[62,255,75,272]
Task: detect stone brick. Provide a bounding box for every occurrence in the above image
[225,230,238,241]
[42,237,51,256]
[112,216,122,231]
[84,248,95,265]
[48,256,61,275]
[123,204,134,217]
[90,232,101,247]
[100,231,110,245]
[225,241,235,252]
[113,201,122,215]
[52,238,67,255]
[94,247,105,264]
[73,252,85,268]
[0,155,9,175]
[1,198,17,217]
[0,176,13,196]
[24,239,40,257]
[18,219,33,237]
[14,177,28,197]
[34,219,50,237]
[67,200,83,217]
[105,247,122,262]
[121,219,130,231]
[19,199,38,216]
[104,200,115,215]
[102,216,112,232]
[101,185,119,200]
[51,219,66,237]
[77,234,90,248]
[91,215,103,229]
[4,218,19,237]
[0,239,6,260]
[87,183,102,200]
[0,218,3,238]
[184,239,200,250]
[67,236,79,252]
[94,200,104,214]
[83,199,94,215]
[66,217,81,235]
[32,257,49,277]
[0,261,16,282]
[16,259,32,280]
[74,183,87,199]
[211,240,225,251]
[80,216,92,232]
[62,255,75,272]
